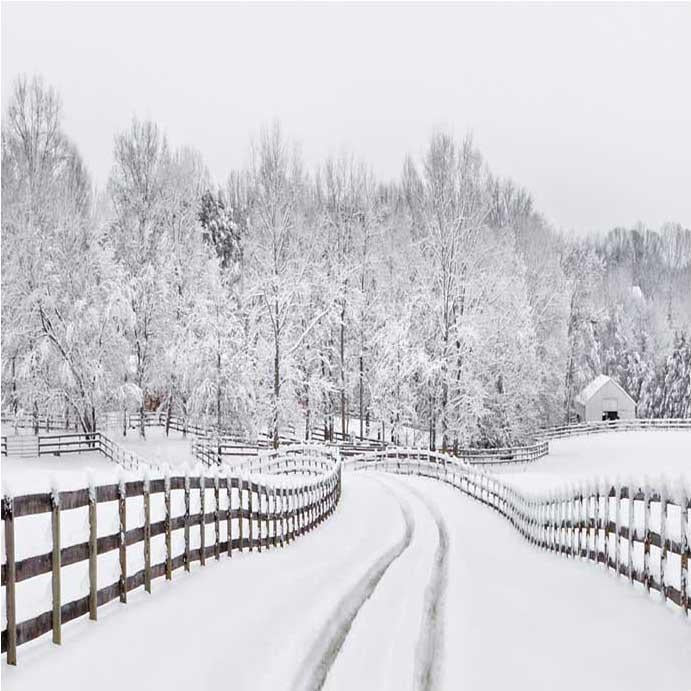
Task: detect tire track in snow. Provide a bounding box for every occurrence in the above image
[291,478,415,691]
[403,482,449,691]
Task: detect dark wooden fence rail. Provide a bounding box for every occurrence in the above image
[0,414,76,433]
[450,440,548,465]
[36,432,151,472]
[1,457,342,665]
[348,449,690,618]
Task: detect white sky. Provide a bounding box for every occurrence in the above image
[2,1,690,234]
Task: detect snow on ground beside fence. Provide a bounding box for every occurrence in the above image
[403,476,691,691]
[499,430,691,492]
[0,428,200,497]
[3,473,689,691]
[115,427,196,468]
[1,453,124,496]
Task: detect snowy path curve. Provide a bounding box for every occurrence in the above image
[406,483,449,691]
[291,479,415,690]
[3,472,690,691]
[322,476,448,691]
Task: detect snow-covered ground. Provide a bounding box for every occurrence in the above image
[3,472,689,690]
[500,430,691,493]
[2,453,123,496]
[116,426,197,468]
[0,428,198,497]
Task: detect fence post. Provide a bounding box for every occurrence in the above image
[272,486,278,548]
[3,496,17,665]
[295,485,300,539]
[164,471,172,580]
[303,485,308,533]
[88,480,98,619]
[214,474,220,561]
[200,473,206,566]
[627,485,635,584]
[248,478,254,552]
[310,483,315,530]
[577,487,584,558]
[184,472,190,572]
[614,484,622,577]
[280,485,286,543]
[680,489,689,616]
[591,485,599,563]
[659,485,668,602]
[265,486,271,549]
[257,483,263,554]
[567,489,574,557]
[238,478,244,552]
[118,478,127,603]
[603,484,611,570]
[643,483,651,592]
[226,473,233,557]
[51,486,62,644]
[143,474,151,594]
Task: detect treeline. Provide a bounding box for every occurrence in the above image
[2,76,690,447]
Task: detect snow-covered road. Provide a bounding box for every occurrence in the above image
[3,472,690,690]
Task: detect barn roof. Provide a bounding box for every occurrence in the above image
[575,375,636,406]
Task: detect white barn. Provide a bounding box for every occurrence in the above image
[574,375,636,422]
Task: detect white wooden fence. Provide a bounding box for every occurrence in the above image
[538,418,691,440]
[348,449,690,618]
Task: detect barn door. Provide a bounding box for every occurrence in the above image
[602,397,619,421]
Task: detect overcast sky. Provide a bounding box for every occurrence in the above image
[2,2,690,234]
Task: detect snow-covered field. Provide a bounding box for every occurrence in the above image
[2,453,124,496]
[501,430,691,493]
[116,427,197,468]
[1,428,199,496]
[3,472,689,691]
[2,430,690,688]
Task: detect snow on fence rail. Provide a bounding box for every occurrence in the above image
[348,449,690,619]
[449,440,548,465]
[191,434,386,468]
[235,444,342,476]
[346,443,548,469]
[538,418,691,440]
[1,457,342,665]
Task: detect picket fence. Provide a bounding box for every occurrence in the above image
[1,446,342,665]
[348,448,690,618]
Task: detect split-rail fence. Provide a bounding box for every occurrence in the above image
[1,446,341,665]
[348,448,690,618]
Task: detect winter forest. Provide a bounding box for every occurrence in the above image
[3,75,691,450]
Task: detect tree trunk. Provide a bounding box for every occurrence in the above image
[273,338,280,449]
[216,347,222,432]
[11,356,18,415]
[139,400,145,439]
[182,395,188,439]
[340,299,347,440]
[165,393,172,437]
[359,354,364,440]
